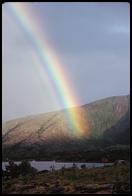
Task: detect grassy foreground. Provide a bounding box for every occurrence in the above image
[2,163,130,194]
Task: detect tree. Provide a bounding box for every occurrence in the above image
[5,160,19,178]
[81,164,86,169]
[4,160,37,179]
[18,160,37,176]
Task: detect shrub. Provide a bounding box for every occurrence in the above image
[5,160,19,178]
[18,160,37,176]
[81,164,86,169]
[4,160,37,179]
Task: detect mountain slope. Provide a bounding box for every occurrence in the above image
[103,111,130,145]
[2,95,130,161]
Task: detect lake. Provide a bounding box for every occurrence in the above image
[2,161,114,171]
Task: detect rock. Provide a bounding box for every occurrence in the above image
[14,184,23,190]
[96,190,113,194]
[33,186,47,194]
[74,185,84,191]
[74,184,114,193]
[20,184,35,191]
[97,184,114,190]
[38,170,49,174]
[114,160,127,166]
[112,182,130,194]
[85,184,100,193]
[44,183,50,187]
[50,186,65,194]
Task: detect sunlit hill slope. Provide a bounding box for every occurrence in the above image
[2,95,130,161]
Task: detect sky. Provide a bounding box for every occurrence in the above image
[2,2,130,122]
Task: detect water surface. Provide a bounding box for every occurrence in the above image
[2,161,114,171]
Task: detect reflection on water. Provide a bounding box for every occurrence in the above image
[2,161,113,171]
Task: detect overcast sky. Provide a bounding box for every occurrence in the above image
[2,2,130,122]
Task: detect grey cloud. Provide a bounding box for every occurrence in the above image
[2,2,130,122]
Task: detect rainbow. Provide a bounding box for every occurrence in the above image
[6,3,89,137]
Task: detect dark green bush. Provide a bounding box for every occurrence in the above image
[4,160,37,179]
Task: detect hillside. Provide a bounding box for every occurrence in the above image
[2,95,130,161]
[103,111,130,145]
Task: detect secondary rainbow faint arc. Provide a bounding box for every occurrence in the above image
[8,3,89,137]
